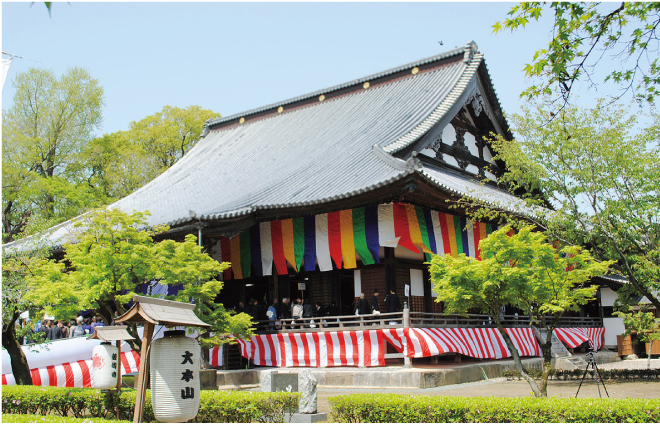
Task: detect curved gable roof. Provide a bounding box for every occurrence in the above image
[4,42,524,253]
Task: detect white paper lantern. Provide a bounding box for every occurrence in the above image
[92,342,119,390]
[150,331,200,423]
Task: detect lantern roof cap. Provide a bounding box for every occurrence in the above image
[87,325,135,341]
[116,295,211,328]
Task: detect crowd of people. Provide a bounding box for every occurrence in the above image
[231,288,402,329]
[17,315,110,345]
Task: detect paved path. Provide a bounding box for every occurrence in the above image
[316,358,660,416]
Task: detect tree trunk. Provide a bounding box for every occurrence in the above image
[496,320,543,397]
[539,338,553,398]
[1,317,33,385]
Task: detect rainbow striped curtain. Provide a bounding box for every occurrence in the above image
[216,203,498,279]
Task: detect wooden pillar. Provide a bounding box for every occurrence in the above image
[134,322,154,423]
[403,306,411,368]
[116,340,122,421]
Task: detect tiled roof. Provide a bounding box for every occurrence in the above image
[3,42,521,253]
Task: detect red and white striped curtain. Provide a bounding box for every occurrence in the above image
[236,327,544,366]
[554,327,605,350]
[209,345,223,367]
[2,351,140,387]
[381,328,541,359]
[236,330,386,367]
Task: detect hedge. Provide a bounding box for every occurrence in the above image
[2,414,129,423]
[2,386,299,423]
[329,394,660,423]
[501,368,660,381]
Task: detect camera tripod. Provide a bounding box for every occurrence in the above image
[575,350,609,398]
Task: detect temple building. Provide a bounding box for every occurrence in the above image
[3,42,619,377]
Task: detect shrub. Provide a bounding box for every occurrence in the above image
[2,385,300,423]
[2,413,129,423]
[502,368,660,381]
[329,394,660,423]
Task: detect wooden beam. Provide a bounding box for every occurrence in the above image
[115,339,122,421]
[133,322,154,423]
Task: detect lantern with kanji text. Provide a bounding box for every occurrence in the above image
[92,342,120,390]
[150,330,200,423]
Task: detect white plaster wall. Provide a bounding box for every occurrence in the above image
[410,269,424,296]
[485,170,497,181]
[464,132,480,156]
[443,155,460,168]
[354,270,361,297]
[442,123,457,145]
[603,317,625,348]
[466,164,479,175]
[483,145,494,163]
[420,148,435,157]
[601,287,618,307]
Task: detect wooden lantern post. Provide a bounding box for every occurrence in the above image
[88,326,136,420]
[115,295,210,423]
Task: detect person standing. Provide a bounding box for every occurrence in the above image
[267,301,278,330]
[93,315,106,328]
[82,318,94,335]
[72,317,86,337]
[302,299,313,319]
[48,321,64,340]
[327,301,339,317]
[39,320,50,338]
[357,293,370,315]
[371,289,380,314]
[279,298,291,320]
[384,289,401,313]
[61,321,70,338]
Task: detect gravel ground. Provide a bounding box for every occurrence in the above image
[316,358,660,416]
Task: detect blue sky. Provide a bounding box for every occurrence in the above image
[2,2,558,135]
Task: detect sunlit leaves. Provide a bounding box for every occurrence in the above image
[486,100,660,310]
[494,2,660,105]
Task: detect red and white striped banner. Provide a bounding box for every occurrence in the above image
[382,328,540,359]
[554,327,605,350]
[2,351,140,388]
[209,345,223,367]
[237,330,385,367]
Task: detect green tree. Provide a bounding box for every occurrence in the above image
[127,105,218,177]
[430,224,612,397]
[2,67,104,242]
[77,105,219,202]
[614,306,660,369]
[494,2,660,106]
[2,244,54,385]
[474,101,660,311]
[24,208,251,354]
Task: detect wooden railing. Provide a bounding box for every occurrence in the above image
[250,311,603,334]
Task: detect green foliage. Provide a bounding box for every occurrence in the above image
[2,68,218,245]
[2,385,300,423]
[430,224,610,320]
[430,224,612,397]
[78,106,218,202]
[2,414,128,423]
[2,67,105,243]
[614,305,660,367]
[329,394,660,423]
[23,208,234,350]
[483,100,660,311]
[615,306,660,345]
[494,2,660,104]
[128,105,218,172]
[502,367,660,381]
